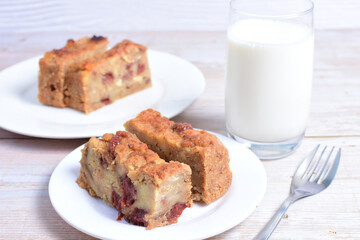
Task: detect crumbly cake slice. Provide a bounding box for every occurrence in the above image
[38,36,109,107]
[124,109,233,204]
[64,40,151,114]
[77,131,192,229]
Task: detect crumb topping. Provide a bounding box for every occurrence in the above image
[125,109,221,148]
[69,40,147,72]
[45,36,108,59]
[100,131,164,172]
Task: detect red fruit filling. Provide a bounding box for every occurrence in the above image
[102,72,114,84]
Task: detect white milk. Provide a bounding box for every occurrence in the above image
[225,19,314,142]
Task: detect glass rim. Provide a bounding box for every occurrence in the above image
[229,0,314,19]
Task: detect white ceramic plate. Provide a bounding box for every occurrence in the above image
[0,50,205,138]
[49,132,267,240]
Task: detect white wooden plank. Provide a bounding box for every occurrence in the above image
[0,30,359,138]
[209,136,360,239]
[0,0,359,33]
[0,137,359,239]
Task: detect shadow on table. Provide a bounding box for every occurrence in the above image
[35,180,97,240]
[31,138,97,240]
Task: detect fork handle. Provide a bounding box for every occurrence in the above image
[253,195,294,240]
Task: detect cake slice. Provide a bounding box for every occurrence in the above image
[77,131,192,229]
[64,40,151,114]
[124,109,232,204]
[38,36,109,107]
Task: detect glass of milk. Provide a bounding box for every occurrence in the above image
[225,0,314,159]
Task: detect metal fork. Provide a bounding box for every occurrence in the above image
[254,145,341,240]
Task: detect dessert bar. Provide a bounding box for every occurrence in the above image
[77,131,192,229]
[124,109,232,204]
[64,40,151,114]
[38,36,109,107]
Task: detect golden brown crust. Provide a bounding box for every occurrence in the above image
[38,38,150,113]
[103,131,164,169]
[63,39,152,114]
[44,36,108,59]
[68,40,146,72]
[139,161,191,184]
[124,109,233,204]
[124,109,227,149]
[38,36,109,107]
[77,130,192,229]
[105,40,147,59]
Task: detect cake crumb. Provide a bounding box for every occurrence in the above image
[329,231,336,234]
[282,214,288,219]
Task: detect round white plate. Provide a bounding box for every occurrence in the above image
[49,132,267,240]
[0,50,205,138]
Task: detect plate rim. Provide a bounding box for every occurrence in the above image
[48,131,267,240]
[0,49,205,139]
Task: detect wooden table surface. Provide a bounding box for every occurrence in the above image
[1,1,360,239]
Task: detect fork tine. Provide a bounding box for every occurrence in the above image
[321,148,341,186]
[255,146,341,240]
[308,146,327,181]
[314,146,334,183]
[302,145,326,181]
[301,144,320,179]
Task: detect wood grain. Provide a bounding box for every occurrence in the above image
[1,0,359,33]
[0,137,359,239]
[0,2,360,238]
[209,137,360,239]
[1,30,360,139]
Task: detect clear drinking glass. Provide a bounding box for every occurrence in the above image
[225,0,314,159]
